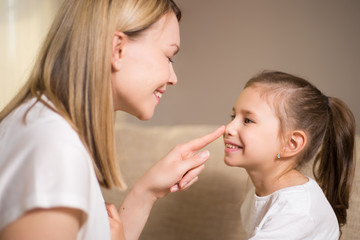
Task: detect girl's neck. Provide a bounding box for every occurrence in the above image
[247,167,308,197]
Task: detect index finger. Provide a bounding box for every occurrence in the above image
[183,125,225,152]
[105,203,121,221]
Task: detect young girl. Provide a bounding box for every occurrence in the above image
[0,0,224,239]
[224,71,355,239]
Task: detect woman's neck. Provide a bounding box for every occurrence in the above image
[247,166,308,197]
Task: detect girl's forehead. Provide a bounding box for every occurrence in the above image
[234,86,278,117]
[237,86,266,103]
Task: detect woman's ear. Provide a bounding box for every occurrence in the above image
[281,130,307,158]
[111,31,128,72]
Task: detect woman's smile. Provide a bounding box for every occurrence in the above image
[111,13,180,120]
[154,90,164,103]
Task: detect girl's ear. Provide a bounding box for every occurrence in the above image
[111,31,128,72]
[281,130,307,158]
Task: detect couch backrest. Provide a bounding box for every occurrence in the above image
[102,123,360,240]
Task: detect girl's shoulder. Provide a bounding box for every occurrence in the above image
[249,177,327,215]
[242,178,339,239]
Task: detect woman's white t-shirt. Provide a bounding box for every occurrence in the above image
[0,97,111,239]
[241,177,339,240]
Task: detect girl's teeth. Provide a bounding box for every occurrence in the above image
[225,143,240,149]
[155,91,162,98]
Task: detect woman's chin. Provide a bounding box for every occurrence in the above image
[116,107,154,121]
[136,110,154,121]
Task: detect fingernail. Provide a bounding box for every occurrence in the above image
[200,150,209,160]
[170,184,179,192]
[180,182,188,188]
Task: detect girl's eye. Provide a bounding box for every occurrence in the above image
[244,118,253,124]
[230,114,236,120]
[168,57,174,63]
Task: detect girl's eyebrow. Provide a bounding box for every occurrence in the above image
[240,109,257,117]
[232,107,255,116]
[239,109,257,118]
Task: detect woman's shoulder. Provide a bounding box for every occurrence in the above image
[2,97,84,149]
[0,98,101,233]
[0,97,90,168]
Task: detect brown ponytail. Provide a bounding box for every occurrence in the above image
[313,97,356,227]
[245,71,356,229]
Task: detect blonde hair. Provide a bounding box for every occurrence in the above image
[0,0,181,190]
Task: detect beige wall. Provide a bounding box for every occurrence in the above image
[0,0,61,108]
[1,0,359,133]
[130,0,360,134]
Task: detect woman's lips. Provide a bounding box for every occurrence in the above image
[154,90,164,102]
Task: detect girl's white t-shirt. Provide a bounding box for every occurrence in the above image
[0,97,111,239]
[241,177,339,240]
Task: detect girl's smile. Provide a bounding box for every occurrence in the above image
[224,140,243,153]
[223,86,281,168]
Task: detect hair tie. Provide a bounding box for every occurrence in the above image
[324,95,329,105]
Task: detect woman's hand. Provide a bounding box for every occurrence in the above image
[119,126,225,240]
[106,203,125,240]
[136,125,226,199]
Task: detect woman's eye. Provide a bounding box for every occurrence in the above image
[230,114,235,120]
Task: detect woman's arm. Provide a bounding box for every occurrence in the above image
[0,207,83,240]
[118,126,225,240]
[106,203,126,240]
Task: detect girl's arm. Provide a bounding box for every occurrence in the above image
[118,126,225,240]
[0,207,83,240]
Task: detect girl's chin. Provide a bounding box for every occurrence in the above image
[224,154,250,168]
[224,157,242,167]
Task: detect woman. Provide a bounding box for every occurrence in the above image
[0,0,225,239]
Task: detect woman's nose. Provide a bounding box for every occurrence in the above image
[168,63,178,85]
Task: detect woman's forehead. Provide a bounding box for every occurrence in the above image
[141,13,180,45]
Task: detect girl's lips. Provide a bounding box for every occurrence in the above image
[224,140,243,153]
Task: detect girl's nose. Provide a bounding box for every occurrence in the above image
[225,120,237,137]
